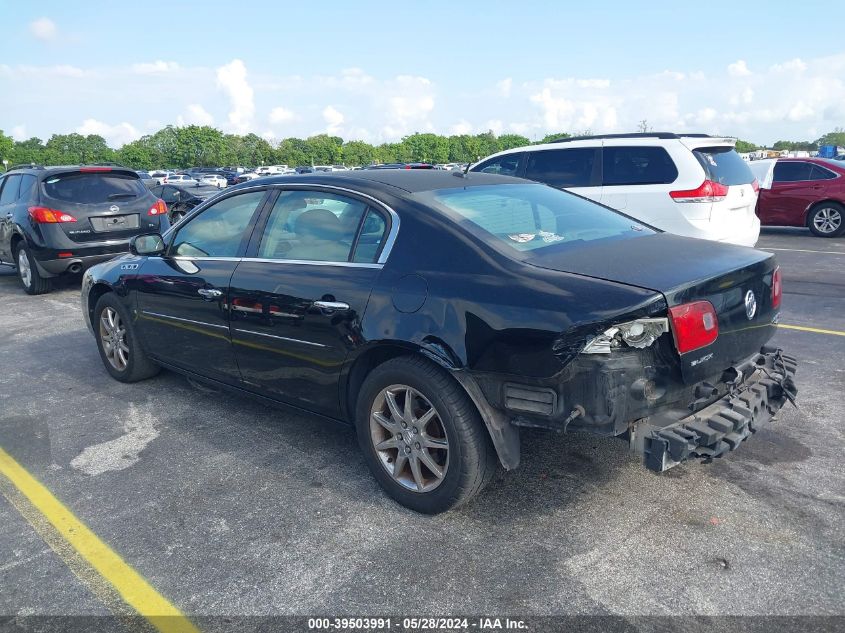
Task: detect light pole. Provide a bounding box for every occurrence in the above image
[2,159,8,172]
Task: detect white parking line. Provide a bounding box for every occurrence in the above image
[762,247,845,255]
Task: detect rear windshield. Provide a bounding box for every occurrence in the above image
[693,147,754,185]
[43,172,147,204]
[422,183,654,256]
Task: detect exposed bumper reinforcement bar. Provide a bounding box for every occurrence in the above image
[632,347,798,472]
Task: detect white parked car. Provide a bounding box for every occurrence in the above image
[199,174,227,188]
[255,165,289,176]
[164,173,198,186]
[471,133,760,247]
[149,171,174,186]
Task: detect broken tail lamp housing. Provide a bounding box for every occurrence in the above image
[583,317,670,354]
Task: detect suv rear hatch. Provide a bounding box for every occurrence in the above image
[527,232,780,383]
[40,168,160,243]
[679,139,758,240]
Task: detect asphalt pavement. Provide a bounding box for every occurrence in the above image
[0,227,843,627]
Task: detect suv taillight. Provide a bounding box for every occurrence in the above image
[669,179,728,203]
[148,199,167,216]
[28,206,77,223]
[669,301,719,354]
[772,266,782,309]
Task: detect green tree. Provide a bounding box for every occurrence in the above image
[342,140,376,166]
[536,132,570,144]
[815,128,845,148]
[401,133,450,163]
[0,130,14,168]
[305,134,343,165]
[734,139,759,153]
[497,134,530,151]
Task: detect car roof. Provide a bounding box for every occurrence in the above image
[4,165,139,178]
[242,169,527,194]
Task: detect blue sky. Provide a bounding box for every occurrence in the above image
[1,1,842,146]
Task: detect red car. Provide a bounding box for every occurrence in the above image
[751,157,845,237]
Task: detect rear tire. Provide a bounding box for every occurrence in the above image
[15,243,51,295]
[807,202,844,237]
[93,293,160,383]
[355,356,496,514]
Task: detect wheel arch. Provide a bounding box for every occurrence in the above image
[85,281,115,330]
[804,198,844,225]
[343,341,521,470]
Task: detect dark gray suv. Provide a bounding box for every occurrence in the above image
[0,165,170,294]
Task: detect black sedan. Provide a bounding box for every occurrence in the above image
[81,171,797,513]
[149,183,222,224]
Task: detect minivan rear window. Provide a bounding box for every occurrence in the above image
[43,172,147,204]
[694,147,754,186]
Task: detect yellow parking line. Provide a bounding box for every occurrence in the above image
[780,324,845,337]
[0,447,200,633]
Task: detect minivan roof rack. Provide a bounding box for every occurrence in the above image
[5,163,46,172]
[550,132,717,143]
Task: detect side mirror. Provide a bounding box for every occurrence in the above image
[130,233,166,256]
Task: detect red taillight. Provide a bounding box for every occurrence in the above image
[669,179,728,203]
[751,178,760,194]
[28,206,77,223]
[148,199,167,216]
[58,252,73,258]
[669,300,719,354]
[772,266,782,309]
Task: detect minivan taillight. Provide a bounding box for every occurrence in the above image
[28,206,77,223]
[669,300,719,354]
[669,180,728,203]
[751,178,760,194]
[772,266,782,309]
[148,199,167,216]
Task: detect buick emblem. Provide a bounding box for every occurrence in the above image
[744,290,757,320]
[109,204,120,212]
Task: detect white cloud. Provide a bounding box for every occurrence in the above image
[216,59,254,134]
[322,106,345,134]
[29,18,57,41]
[771,58,807,73]
[177,104,213,126]
[269,106,295,124]
[75,119,141,146]
[449,120,473,135]
[496,78,513,98]
[132,61,180,74]
[727,60,752,77]
[11,125,27,141]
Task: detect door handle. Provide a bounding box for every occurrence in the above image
[313,300,350,311]
[197,288,223,300]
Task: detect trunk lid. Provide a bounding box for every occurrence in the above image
[40,169,160,243]
[526,233,779,383]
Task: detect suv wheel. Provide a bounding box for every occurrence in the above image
[356,356,496,513]
[15,243,51,295]
[808,203,844,237]
[94,293,160,382]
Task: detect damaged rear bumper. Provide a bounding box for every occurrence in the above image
[630,347,798,472]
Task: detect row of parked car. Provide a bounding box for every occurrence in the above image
[0,131,842,297]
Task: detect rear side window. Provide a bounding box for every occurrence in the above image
[773,161,814,183]
[693,147,753,185]
[810,164,837,180]
[0,175,21,204]
[18,175,37,202]
[524,148,598,187]
[603,146,678,186]
[43,172,147,204]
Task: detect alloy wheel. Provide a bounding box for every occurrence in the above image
[369,384,450,493]
[17,250,31,288]
[99,307,129,371]
[813,207,842,234]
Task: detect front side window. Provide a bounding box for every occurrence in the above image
[0,175,21,205]
[171,190,266,257]
[525,148,598,188]
[43,172,147,203]
[425,183,653,255]
[474,153,524,177]
[773,161,814,183]
[257,190,381,263]
[603,146,678,186]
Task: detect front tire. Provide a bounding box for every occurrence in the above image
[15,243,51,295]
[93,293,160,383]
[807,203,845,237]
[356,356,496,513]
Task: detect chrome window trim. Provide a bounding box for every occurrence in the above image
[265,183,400,264]
[141,311,229,331]
[240,258,383,269]
[232,328,326,348]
